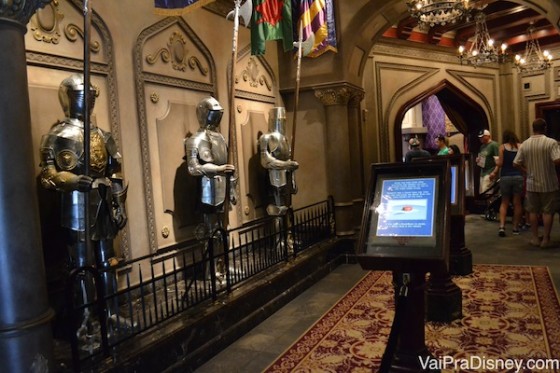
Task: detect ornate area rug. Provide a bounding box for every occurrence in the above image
[265,265,560,372]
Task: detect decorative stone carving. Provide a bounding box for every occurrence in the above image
[0,0,52,25]
[240,56,271,91]
[314,85,355,106]
[145,31,208,76]
[64,22,100,53]
[348,90,365,108]
[30,0,62,43]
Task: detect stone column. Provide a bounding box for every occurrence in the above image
[0,1,54,372]
[347,89,365,230]
[314,83,356,237]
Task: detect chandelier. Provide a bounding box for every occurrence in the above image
[457,11,508,67]
[514,25,552,73]
[406,0,469,28]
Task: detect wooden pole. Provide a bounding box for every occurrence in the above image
[224,0,242,229]
[291,21,304,158]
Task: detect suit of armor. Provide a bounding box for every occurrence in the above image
[39,74,128,337]
[185,97,236,233]
[259,107,298,216]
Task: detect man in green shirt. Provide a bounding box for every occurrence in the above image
[477,129,499,195]
[435,134,449,155]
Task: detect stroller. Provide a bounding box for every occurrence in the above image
[481,178,502,221]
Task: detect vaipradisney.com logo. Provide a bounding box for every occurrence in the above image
[418,355,560,372]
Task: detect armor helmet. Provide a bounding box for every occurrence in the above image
[268,107,286,134]
[58,73,97,120]
[196,97,223,128]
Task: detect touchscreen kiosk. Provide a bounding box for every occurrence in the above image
[413,155,465,216]
[357,160,451,273]
[464,153,475,197]
[445,155,466,216]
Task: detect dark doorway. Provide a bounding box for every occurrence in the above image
[394,79,489,159]
[536,101,560,141]
[394,80,491,212]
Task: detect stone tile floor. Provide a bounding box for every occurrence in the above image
[195,213,560,372]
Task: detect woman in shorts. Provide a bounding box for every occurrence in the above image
[492,130,524,236]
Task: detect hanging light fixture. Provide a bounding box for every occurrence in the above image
[457,11,508,67]
[407,0,470,28]
[514,25,552,73]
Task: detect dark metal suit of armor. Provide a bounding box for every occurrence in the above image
[185,97,237,233]
[39,74,128,340]
[259,107,299,216]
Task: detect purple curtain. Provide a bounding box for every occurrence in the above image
[423,95,446,150]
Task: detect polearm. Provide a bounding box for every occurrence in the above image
[226,0,242,168]
[224,0,251,228]
[83,0,111,349]
[83,0,91,180]
[290,20,314,158]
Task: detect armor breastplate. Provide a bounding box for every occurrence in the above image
[89,130,108,176]
[193,130,229,206]
[44,122,108,178]
[267,132,291,188]
[198,130,228,164]
[41,121,113,230]
[268,132,291,161]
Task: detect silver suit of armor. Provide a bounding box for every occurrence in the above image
[39,74,128,334]
[185,97,236,210]
[259,107,298,216]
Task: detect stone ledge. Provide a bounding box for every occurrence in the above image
[91,237,355,372]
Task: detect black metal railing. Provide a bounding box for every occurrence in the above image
[66,198,335,371]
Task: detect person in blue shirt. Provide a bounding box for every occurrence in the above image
[405,137,430,162]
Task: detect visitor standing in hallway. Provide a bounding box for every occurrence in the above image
[477,129,499,196]
[448,144,461,155]
[405,137,430,162]
[435,134,449,155]
[492,130,524,237]
[513,118,560,248]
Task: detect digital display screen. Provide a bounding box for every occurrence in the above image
[367,176,438,250]
[464,157,474,197]
[451,165,457,205]
[357,161,450,272]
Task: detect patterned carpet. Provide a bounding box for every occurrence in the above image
[265,265,560,372]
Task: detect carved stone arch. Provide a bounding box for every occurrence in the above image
[393,79,489,160]
[230,44,280,224]
[134,16,217,252]
[232,44,278,104]
[26,0,128,256]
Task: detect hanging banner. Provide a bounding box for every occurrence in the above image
[154,0,215,16]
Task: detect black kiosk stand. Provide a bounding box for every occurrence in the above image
[422,155,469,323]
[450,153,474,276]
[356,161,450,373]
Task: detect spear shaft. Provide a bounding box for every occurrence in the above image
[291,21,304,158]
[83,0,92,249]
[83,0,91,179]
[224,0,242,229]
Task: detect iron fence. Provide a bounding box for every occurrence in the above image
[66,197,335,371]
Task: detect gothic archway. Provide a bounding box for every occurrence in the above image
[394,79,489,159]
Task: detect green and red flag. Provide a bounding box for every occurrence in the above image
[251,0,293,55]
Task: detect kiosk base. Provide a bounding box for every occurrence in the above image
[426,270,462,323]
[449,246,472,276]
[449,216,473,276]
[383,273,441,372]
